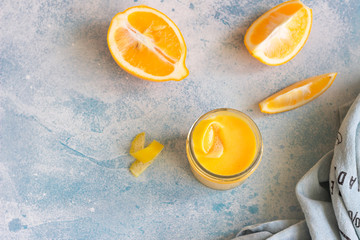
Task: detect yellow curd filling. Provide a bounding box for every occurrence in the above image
[191,111,257,176]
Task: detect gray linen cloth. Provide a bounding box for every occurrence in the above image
[234,93,360,240]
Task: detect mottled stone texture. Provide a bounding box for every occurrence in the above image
[1,0,359,239]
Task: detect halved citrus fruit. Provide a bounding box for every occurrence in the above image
[259,73,337,114]
[244,0,312,66]
[107,5,189,82]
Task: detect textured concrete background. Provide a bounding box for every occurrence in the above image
[1,0,359,239]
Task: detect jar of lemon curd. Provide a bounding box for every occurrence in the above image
[186,108,263,190]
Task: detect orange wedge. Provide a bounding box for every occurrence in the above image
[107,5,189,82]
[244,0,312,66]
[259,73,337,114]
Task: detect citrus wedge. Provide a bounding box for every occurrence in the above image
[204,123,224,158]
[244,0,312,66]
[206,133,224,159]
[107,5,189,82]
[259,72,337,114]
[193,120,224,159]
[202,124,215,153]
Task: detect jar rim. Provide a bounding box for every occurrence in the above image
[187,108,263,181]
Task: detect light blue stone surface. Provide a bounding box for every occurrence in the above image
[0,0,359,239]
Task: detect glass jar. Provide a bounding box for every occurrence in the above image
[186,108,263,190]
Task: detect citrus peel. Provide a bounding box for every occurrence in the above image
[129,132,164,177]
[130,140,164,163]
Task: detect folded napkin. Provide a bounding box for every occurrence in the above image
[234,93,360,240]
